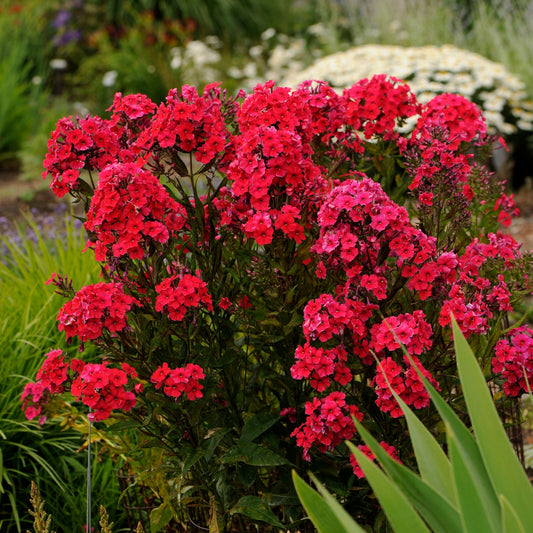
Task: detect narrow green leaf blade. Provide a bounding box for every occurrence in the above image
[292,471,362,533]
[348,444,431,533]
[452,318,533,525]
[447,427,498,533]
[384,377,456,505]
[353,423,463,533]
[405,354,502,524]
[500,495,526,533]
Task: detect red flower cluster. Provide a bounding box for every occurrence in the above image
[155,272,213,321]
[416,93,487,149]
[150,362,205,400]
[224,81,331,244]
[43,115,121,197]
[312,176,435,283]
[21,381,52,424]
[291,343,352,392]
[84,162,187,261]
[373,355,439,417]
[291,392,363,461]
[70,360,138,421]
[492,326,533,396]
[57,282,139,342]
[439,232,523,337]
[136,83,230,164]
[342,74,420,141]
[369,311,433,356]
[21,351,140,423]
[350,441,402,479]
[36,348,69,393]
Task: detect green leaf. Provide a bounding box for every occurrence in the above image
[292,471,363,533]
[451,318,533,525]
[221,442,290,466]
[383,375,456,506]
[347,444,430,533]
[183,428,230,476]
[229,495,285,529]
[447,428,498,533]
[500,495,526,533]
[150,502,174,532]
[354,421,463,533]
[405,354,502,528]
[239,412,280,443]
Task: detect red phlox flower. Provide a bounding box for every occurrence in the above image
[57,282,139,343]
[35,349,69,393]
[492,326,533,396]
[350,441,402,479]
[341,74,419,142]
[84,162,187,261]
[155,272,213,322]
[43,115,121,197]
[143,84,229,164]
[291,392,362,460]
[151,362,205,400]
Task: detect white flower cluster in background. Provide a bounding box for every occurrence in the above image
[170,37,222,87]
[225,28,320,91]
[282,44,533,135]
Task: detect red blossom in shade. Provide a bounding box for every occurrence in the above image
[21,381,51,424]
[57,282,139,343]
[350,442,402,479]
[155,272,213,321]
[291,392,363,461]
[150,363,205,400]
[492,326,533,396]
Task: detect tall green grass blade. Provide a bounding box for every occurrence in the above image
[451,318,533,525]
[346,443,430,533]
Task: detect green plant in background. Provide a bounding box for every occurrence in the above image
[294,317,533,532]
[0,214,128,531]
[0,1,51,166]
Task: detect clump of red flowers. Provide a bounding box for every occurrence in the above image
[24,74,532,505]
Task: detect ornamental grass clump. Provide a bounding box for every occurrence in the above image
[282,44,533,136]
[23,76,532,531]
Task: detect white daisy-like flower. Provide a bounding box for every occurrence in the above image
[281,44,533,134]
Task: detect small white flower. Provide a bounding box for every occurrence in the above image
[261,27,276,41]
[249,45,264,59]
[102,70,118,87]
[170,54,182,70]
[227,66,242,79]
[50,58,67,70]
